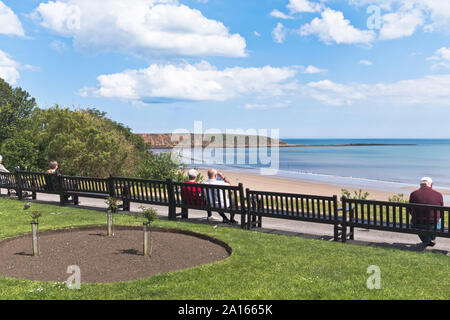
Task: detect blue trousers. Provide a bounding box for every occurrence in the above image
[412,219,441,244]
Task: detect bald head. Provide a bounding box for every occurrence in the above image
[207,169,217,179]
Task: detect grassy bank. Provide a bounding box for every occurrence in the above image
[0,197,448,300]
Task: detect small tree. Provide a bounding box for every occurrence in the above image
[134,206,158,256]
[23,203,42,256]
[105,197,120,237]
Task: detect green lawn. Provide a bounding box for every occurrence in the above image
[0,197,449,300]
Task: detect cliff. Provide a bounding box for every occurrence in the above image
[137,133,290,148]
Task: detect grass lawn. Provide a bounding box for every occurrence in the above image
[0,197,449,300]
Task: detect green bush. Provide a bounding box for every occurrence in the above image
[0,77,191,180]
[341,189,370,200]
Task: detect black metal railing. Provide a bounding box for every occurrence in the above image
[1,170,449,241]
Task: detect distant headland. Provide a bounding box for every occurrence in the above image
[137,134,416,149]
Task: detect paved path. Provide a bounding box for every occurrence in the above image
[3,189,449,255]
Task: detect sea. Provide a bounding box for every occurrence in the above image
[154,139,450,200]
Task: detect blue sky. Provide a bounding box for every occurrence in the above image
[1,0,450,138]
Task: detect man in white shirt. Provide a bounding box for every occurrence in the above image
[203,168,237,224]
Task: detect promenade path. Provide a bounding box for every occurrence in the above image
[3,190,449,255]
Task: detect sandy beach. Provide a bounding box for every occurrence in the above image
[198,169,397,201]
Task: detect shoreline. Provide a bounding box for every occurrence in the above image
[197,169,450,204]
[198,169,395,201]
[149,143,416,149]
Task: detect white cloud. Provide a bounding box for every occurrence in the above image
[420,0,450,32]
[244,104,270,110]
[304,74,450,106]
[244,102,288,110]
[0,50,20,85]
[303,65,327,74]
[359,59,373,65]
[50,40,68,53]
[299,8,375,45]
[254,31,261,37]
[0,1,25,36]
[270,9,294,20]
[348,0,450,35]
[81,61,299,103]
[379,8,424,40]
[33,0,246,58]
[287,0,323,13]
[272,23,287,44]
[428,47,450,70]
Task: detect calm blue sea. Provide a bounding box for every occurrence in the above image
[161,139,450,196]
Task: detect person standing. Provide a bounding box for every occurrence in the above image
[409,177,443,247]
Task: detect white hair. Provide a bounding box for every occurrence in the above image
[188,169,198,179]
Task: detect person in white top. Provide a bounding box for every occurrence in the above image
[203,168,237,224]
[0,155,9,173]
[0,155,14,196]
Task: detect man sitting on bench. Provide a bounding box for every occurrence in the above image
[409,177,443,247]
[203,169,237,224]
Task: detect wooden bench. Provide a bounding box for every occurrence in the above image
[246,189,343,239]
[342,197,450,241]
[109,177,170,211]
[0,172,17,197]
[170,181,246,226]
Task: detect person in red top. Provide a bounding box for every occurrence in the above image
[409,177,443,246]
[181,169,217,221]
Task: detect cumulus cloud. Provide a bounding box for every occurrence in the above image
[359,59,373,65]
[349,0,450,35]
[0,1,25,36]
[50,40,68,53]
[33,0,246,58]
[244,102,289,110]
[304,74,450,106]
[272,23,287,44]
[270,9,294,20]
[299,8,375,45]
[379,8,424,40]
[302,65,327,74]
[79,61,299,103]
[428,47,450,70]
[0,50,20,84]
[287,0,323,13]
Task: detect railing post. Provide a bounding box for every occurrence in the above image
[238,183,247,229]
[58,175,65,206]
[333,195,339,241]
[166,178,176,221]
[246,188,252,230]
[15,170,23,200]
[341,196,348,243]
[108,174,115,198]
